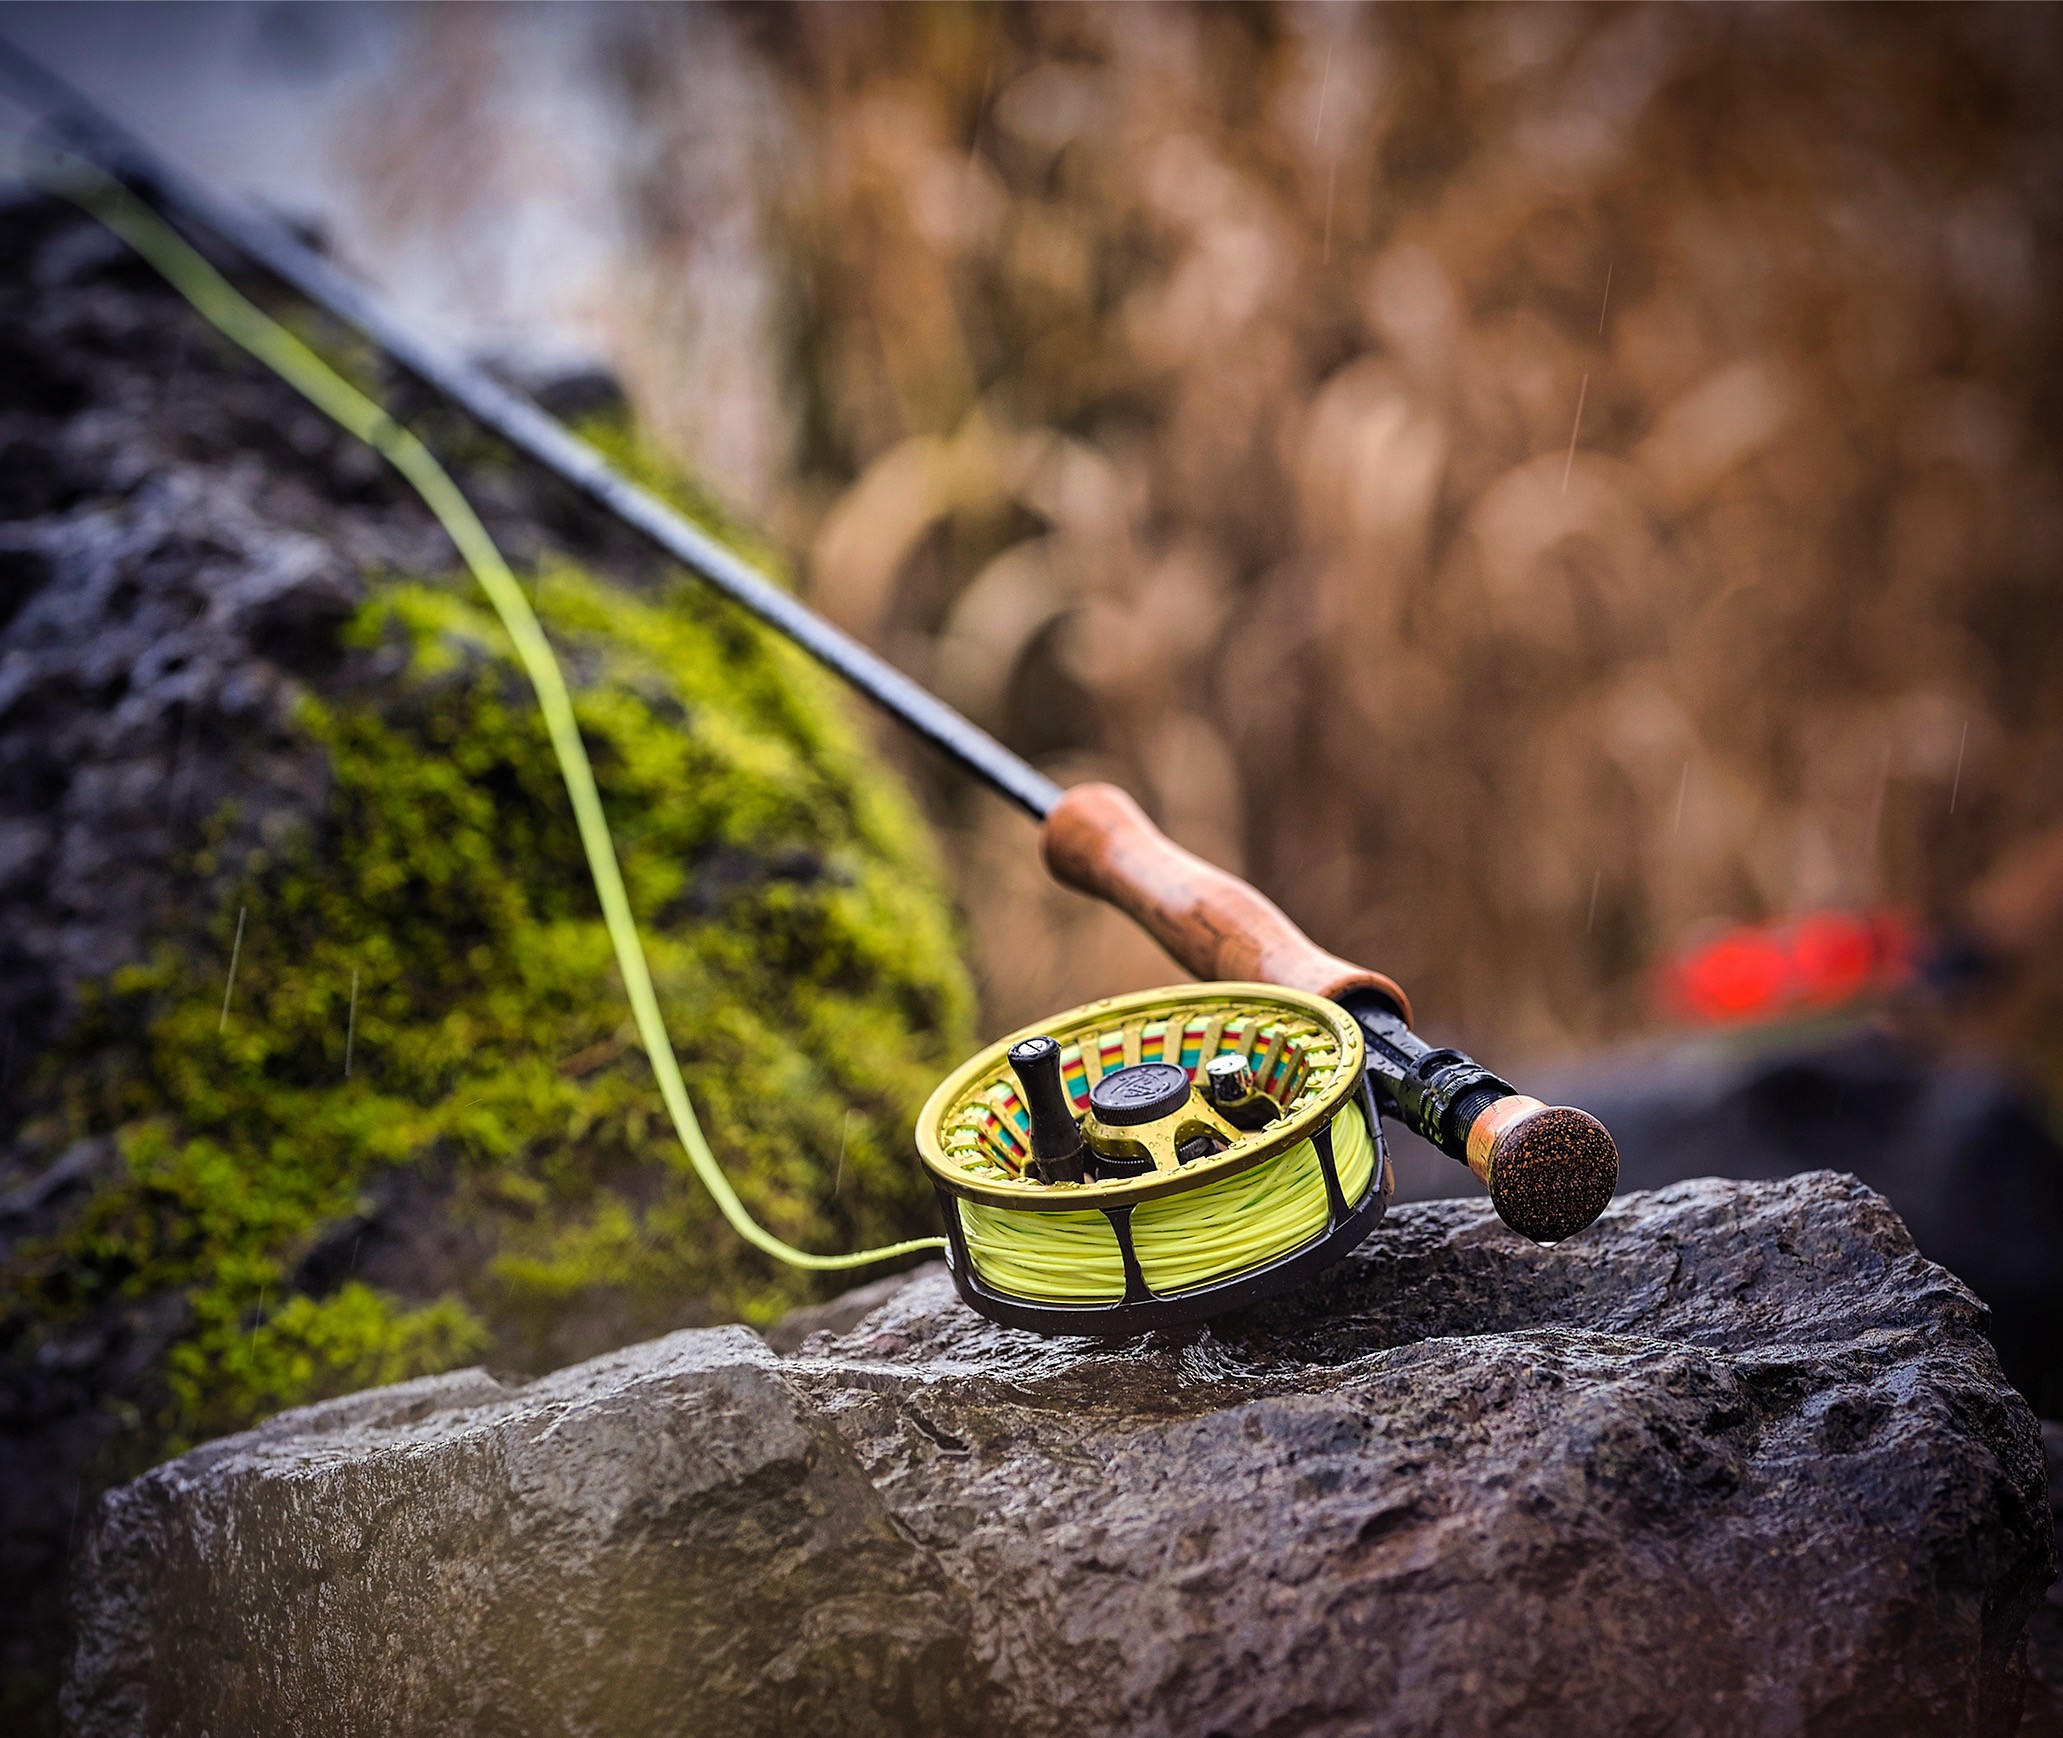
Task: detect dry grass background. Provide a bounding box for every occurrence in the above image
[360,4,2063,1079]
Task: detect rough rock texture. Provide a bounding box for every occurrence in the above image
[0,186,479,1733]
[67,1174,2053,1736]
[1384,1026,2063,1418]
[2029,1424,2063,1736]
[1,197,452,1057]
[0,189,971,1730]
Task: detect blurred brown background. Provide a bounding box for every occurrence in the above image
[715,5,2063,1081]
[48,1,2063,1078]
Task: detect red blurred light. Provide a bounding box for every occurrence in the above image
[1672,930,1791,1023]
[1660,908,1920,1027]
[1788,912,1875,1007]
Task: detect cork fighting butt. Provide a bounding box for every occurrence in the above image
[1039,781,1620,1243]
[1464,1098,1620,1244]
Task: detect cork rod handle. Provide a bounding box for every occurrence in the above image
[1039,783,1413,1021]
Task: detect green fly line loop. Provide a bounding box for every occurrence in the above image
[51,158,942,1272]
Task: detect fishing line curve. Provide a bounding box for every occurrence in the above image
[50,158,944,1272]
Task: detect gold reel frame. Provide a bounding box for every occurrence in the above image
[917,983,1391,1334]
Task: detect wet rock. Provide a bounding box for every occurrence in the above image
[763,1263,936,1354]
[0,197,469,1718]
[1385,1027,2063,1422]
[1567,1027,2063,1417]
[2027,1423,2063,1736]
[67,1173,2054,1736]
[0,190,971,1728]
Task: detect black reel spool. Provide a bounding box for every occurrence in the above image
[916,984,1392,1335]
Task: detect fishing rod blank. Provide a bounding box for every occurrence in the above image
[0,34,1062,823]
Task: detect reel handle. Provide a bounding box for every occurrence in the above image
[1041,783,1414,1021]
[1041,782,1619,1242]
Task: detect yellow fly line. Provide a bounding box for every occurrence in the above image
[59,160,1383,1303]
[52,160,941,1272]
[957,1096,1376,1304]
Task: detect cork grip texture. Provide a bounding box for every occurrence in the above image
[1040,784,1412,1021]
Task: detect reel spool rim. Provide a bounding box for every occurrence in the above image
[936,1067,1392,1335]
[915,981,1366,1211]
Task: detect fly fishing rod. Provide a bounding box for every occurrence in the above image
[2,38,1618,1334]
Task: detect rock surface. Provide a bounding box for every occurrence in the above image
[2029,1424,2063,1735]
[67,1173,2053,1736]
[0,189,972,1729]
[1385,1026,2063,1417]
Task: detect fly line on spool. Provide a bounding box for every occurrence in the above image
[955,1100,1376,1302]
[914,983,1391,1330]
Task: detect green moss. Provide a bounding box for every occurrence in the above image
[6,559,973,1453]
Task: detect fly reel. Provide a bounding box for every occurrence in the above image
[917,983,1391,1334]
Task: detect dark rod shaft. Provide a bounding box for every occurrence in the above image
[0,36,1063,822]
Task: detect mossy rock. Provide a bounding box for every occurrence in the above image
[0,196,974,1489]
[13,560,971,1452]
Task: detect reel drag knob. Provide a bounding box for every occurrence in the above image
[1083,1062,1194,1179]
[1008,1035,1089,1185]
[1088,1061,1192,1126]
